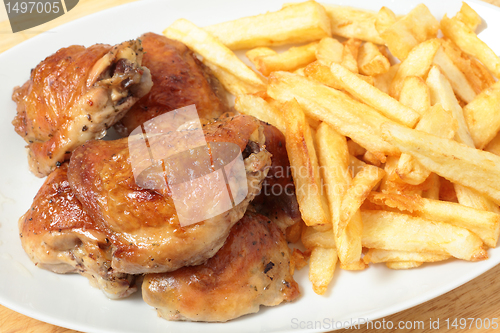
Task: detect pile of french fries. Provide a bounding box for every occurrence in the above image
[164,1,500,295]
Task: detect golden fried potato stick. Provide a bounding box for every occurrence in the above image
[234,95,286,134]
[316,123,362,264]
[379,4,439,60]
[357,42,390,76]
[164,19,266,93]
[381,122,500,206]
[339,165,385,236]
[456,2,482,31]
[268,71,399,156]
[322,4,384,44]
[329,62,420,127]
[440,38,495,94]
[389,38,440,99]
[386,262,422,269]
[204,1,331,50]
[368,192,500,247]
[364,249,450,264]
[426,66,500,214]
[309,247,337,295]
[361,210,487,261]
[252,42,318,76]
[282,99,330,227]
[396,104,457,185]
[463,80,500,149]
[433,47,476,104]
[441,13,500,78]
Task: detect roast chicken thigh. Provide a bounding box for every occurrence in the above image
[68,115,272,274]
[143,211,299,322]
[19,163,136,299]
[115,33,229,136]
[12,39,153,177]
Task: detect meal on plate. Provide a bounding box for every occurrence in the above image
[11,0,500,323]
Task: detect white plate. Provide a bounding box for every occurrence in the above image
[0,0,499,332]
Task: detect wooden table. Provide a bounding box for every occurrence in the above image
[1,0,500,332]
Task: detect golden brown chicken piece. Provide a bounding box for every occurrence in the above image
[114,33,229,136]
[12,39,153,177]
[68,115,271,274]
[143,211,300,322]
[252,122,302,231]
[19,163,136,299]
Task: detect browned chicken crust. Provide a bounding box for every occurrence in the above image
[12,39,153,177]
[68,115,271,274]
[253,122,303,231]
[19,163,136,299]
[143,211,300,322]
[115,32,229,136]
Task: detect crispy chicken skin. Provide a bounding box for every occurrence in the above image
[253,122,302,231]
[68,115,271,274]
[115,33,229,136]
[143,211,300,322]
[19,163,136,299]
[12,39,153,177]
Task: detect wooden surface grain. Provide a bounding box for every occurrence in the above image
[1,0,500,332]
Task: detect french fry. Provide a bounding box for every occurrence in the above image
[282,99,330,227]
[204,1,331,50]
[381,122,500,205]
[362,151,385,166]
[368,192,500,247]
[441,14,500,78]
[349,155,366,178]
[426,66,473,146]
[252,42,319,76]
[389,38,441,99]
[304,61,373,90]
[339,165,385,236]
[316,123,362,264]
[291,248,309,272]
[361,210,487,261]
[386,262,422,269]
[396,104,457,185]
[379,4,439,60]
[301,225,336,249]
[203,61,263,95]
[426,66,500,213]
[422,172,440,200]
[234,94,286,133]
[246,47,277,66]
[433,47,476,104]
[340,260,367,270]
[358,42,390,76]
[323,5,384,44]
[375,6,397,35]
[347,140,366,157]
[364,248,450,264]
[341,38,360,73]
[316,37,344,67]
[373,63,399,94]
[164,19,266,93]
[268,71,399,156]
[379,155,422,195]
[344,38,361,60]
[441,38,495,94]
[456,2,482,32]
[463,80,500,149]
[399,76,430,115]
[286,220,303,243]
[330,62,420,127]
[485,131,500,157]
[309,247,337,295]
